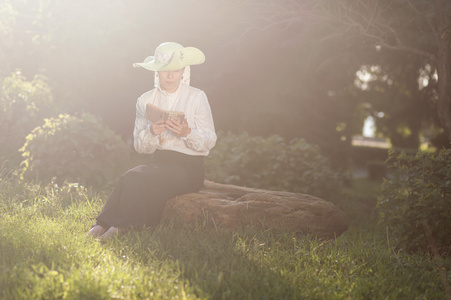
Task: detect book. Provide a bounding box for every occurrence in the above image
[145,103,185,124]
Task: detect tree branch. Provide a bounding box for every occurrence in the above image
[239,0,436,60]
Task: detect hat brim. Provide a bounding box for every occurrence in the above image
[133,47,205,71]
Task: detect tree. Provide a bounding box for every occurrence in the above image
[239,0,451,144]
[354,56,439,149]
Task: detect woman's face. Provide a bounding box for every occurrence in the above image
[157,68,184,93]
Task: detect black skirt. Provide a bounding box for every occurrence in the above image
[96,150,205,229]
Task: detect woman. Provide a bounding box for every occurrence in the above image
[87,42,217,240]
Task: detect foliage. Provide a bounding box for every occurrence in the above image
[205,131,344,201]
[0,177,449,299]
[2,0,448,164]
[19,113,131,188]
[234,0,449,148]
[355,60,439,149]
[0,71,57,168]
[378,149,451,254]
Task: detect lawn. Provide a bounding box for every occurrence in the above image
[0,178,449,299]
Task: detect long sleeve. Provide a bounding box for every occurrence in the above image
[133,85,216,156]
[133,93,160,154]
[184,90,217,153]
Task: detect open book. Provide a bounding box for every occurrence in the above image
[145,103,185,124]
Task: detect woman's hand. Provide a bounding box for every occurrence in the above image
[150,120,167,135]
[166,118,191,138]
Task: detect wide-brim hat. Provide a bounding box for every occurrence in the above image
[133,42,205,71]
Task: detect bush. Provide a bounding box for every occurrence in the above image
[378,149,451,254]
[0,71,57,168]
[19,113,131,188]
[205,132,344,201]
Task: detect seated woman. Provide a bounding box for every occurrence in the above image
[87,42,217,240]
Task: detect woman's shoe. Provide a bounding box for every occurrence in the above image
[86,225,106,238]
[100,226,119,241]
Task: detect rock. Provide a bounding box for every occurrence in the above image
[162,180,349,239]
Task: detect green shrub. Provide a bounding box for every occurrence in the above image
[205,132,343,201]
[378,149,451,254]
[0,71,57,168]
[19,113,131,188]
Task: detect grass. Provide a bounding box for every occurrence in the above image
[0,176,450,299]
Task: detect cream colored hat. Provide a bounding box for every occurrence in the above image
[133,42,205,71]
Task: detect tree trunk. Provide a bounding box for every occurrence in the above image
[436,0,451,144]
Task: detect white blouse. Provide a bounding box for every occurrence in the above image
[133,83,217,156]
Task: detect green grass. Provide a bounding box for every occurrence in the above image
[0,178,449,299]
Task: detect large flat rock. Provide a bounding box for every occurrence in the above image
[162,180,349,239]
